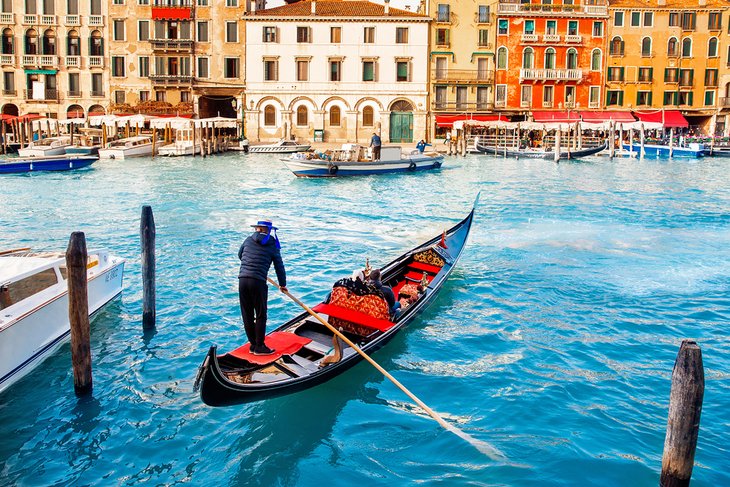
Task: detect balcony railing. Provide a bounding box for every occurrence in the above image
[21,55,37,66]
[521,33,538,42]
[1,13,14,24]
[91,90,104,97]
[68,90,81,97]
[720,97,730,107]
[65,15,80,26]
[520,68,583,81]
[65,56,80,68]
[89,56,103,67]
[150,39,194,50]
[543,100,554,108]
[149,74,194,83]
[543,34,560,42]
[433,101,493,111]
[565,35,582,43]
[431,68,494,83]
[23,14,37,25]
[2,89,16,96]
[24,88,58,101]
[40,15,56,25]
[497,3,607,16]
[89,15,103,26]
[0,54,13,65]
[39,55,57,67]
[589,100,600,108]
[436,13,451,23]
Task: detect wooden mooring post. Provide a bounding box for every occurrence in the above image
[66,232,92,395]
[141,205,156,330]
[660,340,704,487]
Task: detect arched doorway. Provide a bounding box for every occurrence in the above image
[67,104,84,119]
[88,104,105,116]
[389,100,413,143]
[2,104,19,117]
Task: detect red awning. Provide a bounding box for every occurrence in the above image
[632,110,688,128]
[151,7,192,20]
[435,114,507,128]
[579,111,635,123]
[531,111,581,123]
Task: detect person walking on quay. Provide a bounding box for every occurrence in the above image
[370,132,382,161]
[238,219,287,355]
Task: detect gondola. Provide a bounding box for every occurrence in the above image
[195,196,478,407]
[475,141,606,160]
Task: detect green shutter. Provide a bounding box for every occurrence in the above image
[618,91,624,105]
[620,41,625,55]
[648,67,653,81]
[397,62,408,79]
[620,66,625,81]
[688,92,693,106]
[363,62,373,81]
[689,69,694,84]
[664,68,669,82]
[648,91,653,105]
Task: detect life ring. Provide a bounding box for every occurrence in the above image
[328,164,339,175]
[408,162,417,171]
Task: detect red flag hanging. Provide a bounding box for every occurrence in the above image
[438,231,448,249]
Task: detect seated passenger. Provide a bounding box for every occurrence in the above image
[367,269,400,317]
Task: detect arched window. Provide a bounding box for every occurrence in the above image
[667,37,678,57]
[1,28,13,55]
[497,47,507,69]
[24,29,37,55]
[591,49,601,71]
[544,48,556,69]
[89,30,103,56]
[641,37,651,57]
[566,48,578,69]
[681,38,692,57]
[610,36,623,56]
[362,106,374,127]
[67,30,79,56]
[264,105,276,126]
[522,48,534,69]
[296,105,308,126]
[42,29,55,55]
[329,106,341,126]
[708,37,718,57]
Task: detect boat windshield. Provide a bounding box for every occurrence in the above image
[0,268,58,310]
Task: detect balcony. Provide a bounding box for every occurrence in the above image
[432,101,493,111]
[68,90,81,97]
[21,55,37,66]
[543,100,554,108]
[65,56,80,68]
[0,54,13,65]
[497,2,607,16]
[436,13,451,23]
[520,68,583,81]
[720,97,730,107]
[3,89,16,96]
[521,33,538,42]
[589,100,600,108]
[431,68,494,84]
[39,55,57,67]
[1,13,14,24]
[543,34,560,43]
[91,90,104,97]
[23,14,37,25]
[24,88,58,101]
[40,15,56,25]
[150,39,194,51]
[89,15,103,26]
[565,35,582,43]
[476,14,490,24]
[65,15,80,26]
[89,56,103,68]
[149,74,194,84]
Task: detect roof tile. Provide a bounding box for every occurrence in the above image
[250,0,425,18]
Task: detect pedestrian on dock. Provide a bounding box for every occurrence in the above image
[370,132,382,161]
[238,219,287,355]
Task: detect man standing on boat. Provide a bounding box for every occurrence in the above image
[238,219,287,355]
[370,132,382,161]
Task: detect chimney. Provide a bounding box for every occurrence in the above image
[698,0,707,5]
[657,0,666,4]
[384,0,390,15]
[250,1,256,13]
[311,0,316,14]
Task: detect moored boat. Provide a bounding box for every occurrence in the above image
[622,142,705,159]
[98,135,157,159]
[475,140,607,160]
[64,128,103,155]
[282,145,444,177]
[0,154,97,174]
[157,128,199,157]
[0,248,125,393]
[249,139,311,153]
[195,196,477,406]
[17,136,73,157]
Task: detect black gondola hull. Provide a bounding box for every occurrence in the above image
[475,141,606,160]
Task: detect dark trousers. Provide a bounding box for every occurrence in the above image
[372,145,381,160]
[238,277,268,347]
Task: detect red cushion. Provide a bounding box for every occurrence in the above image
[312,303,395,332]
[408,261,443,274]
[226,331,312,365]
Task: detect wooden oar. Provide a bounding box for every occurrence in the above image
[267,277,505,460]
[0,247,31,256]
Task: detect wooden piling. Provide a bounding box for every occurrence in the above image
[1,121,6,154]
[609,122,616,159]
[151,128,157,158]
[660,340,704,487]
[125,121,130,139]
[140,205,156,330]
[669,128,675,158]
[554,128,561,163]
[66,232,92,395]
[639,123,645,159]
[101,123,108,147]
[192,122,197,158]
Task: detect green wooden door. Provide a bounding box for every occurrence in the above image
[389,112,413,143]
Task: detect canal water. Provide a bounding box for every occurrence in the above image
[1,152,728,486]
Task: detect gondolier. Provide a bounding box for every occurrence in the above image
[238,219,287,355]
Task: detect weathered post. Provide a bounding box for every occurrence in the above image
[140,205,156,330]
[101,123,108,147]
[151,128,157,158]
[669,128,675,158]
[609,122,616,159]
[639,123,646,159]
[66,232,92,395]
[192,122,197,158]
[554,127,561,163]
[660,340,704,487]
[1,121,6,154]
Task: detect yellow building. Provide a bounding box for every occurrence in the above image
[427,0,497,139]
[606,0,729,133]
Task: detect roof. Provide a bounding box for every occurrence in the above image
[608,0,730,9]
[249,0,425,18]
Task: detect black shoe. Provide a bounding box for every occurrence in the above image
[251,344,276,356]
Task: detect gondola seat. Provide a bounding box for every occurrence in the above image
[313,285,394,337]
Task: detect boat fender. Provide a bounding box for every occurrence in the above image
[433,160,442,168]
[328,164,339,175]
[408,162,417,171]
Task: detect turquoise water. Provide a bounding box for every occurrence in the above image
[1,152,729,486]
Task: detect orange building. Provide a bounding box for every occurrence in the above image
[494,0,608,117]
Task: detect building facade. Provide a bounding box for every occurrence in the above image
[0,0,108,118]
[606,0,729,133]
[427,0,496,137]
[244,0,430,143]
[494,0,608,116]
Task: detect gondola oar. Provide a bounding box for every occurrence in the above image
[267,277,506,461]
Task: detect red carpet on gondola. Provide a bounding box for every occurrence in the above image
[227,332,312,365]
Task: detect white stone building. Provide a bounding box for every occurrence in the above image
[244,0,430,144]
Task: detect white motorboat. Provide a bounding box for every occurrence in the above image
[0,248,125,393]
[157,128,199,157]
[98,135,156,159]
[249,138,311,154]
[17,136,73,157]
